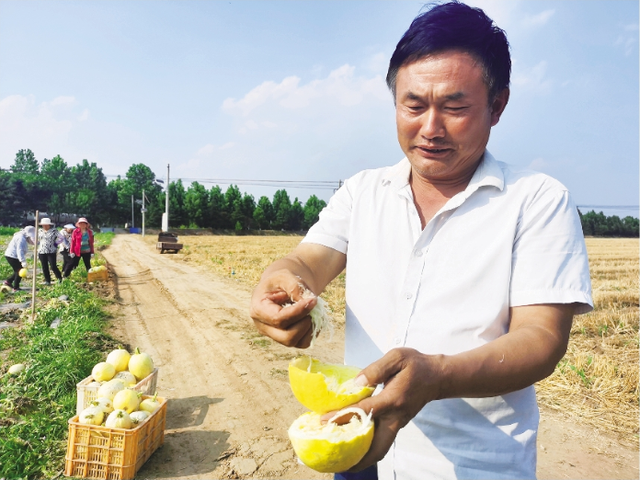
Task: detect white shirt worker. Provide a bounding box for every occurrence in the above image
[302,151,593,480]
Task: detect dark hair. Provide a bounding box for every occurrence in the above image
[386,1,511,102]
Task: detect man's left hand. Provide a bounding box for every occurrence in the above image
[328,348,444,472]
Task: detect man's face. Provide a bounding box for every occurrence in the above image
[395,50,508,185]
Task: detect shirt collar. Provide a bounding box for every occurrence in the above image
[381,150,504,195]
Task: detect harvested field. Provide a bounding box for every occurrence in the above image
[537,238,639,447]
[144,234,639,447]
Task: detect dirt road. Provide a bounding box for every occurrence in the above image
[101,235,638,479]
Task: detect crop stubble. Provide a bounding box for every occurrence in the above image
[145,234,638,446]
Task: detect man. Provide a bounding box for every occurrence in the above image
[250,2,592,479]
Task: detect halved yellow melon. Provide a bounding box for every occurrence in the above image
[288,357,374,414]
[288,407,374,473]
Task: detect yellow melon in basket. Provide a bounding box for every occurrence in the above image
[288,357,374,414]
[288,407,374,473]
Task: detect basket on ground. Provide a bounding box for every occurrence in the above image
[65,395,167,480]
[87,267,109,283]
[76,368,158,415]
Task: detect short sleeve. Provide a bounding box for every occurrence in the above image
[510,184,593,314]
[301,175,358,255]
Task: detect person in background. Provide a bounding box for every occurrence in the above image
[38,218,63,286]
[68,217,94,273]
[3,226,36,293]
[59,223,75,278]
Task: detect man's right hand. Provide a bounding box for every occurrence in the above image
[250,269,318,348]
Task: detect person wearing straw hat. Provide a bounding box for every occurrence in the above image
[3,226,35,293]
[38,217,64,285]
[68,217,94,274]
[59,223,76,278]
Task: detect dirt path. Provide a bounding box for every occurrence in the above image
[101,235,638,480]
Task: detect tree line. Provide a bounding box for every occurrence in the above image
[0,149,327,231]
[1,149,637,236]
[578,210,638,237]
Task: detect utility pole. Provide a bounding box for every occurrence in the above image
[162,163,170,232]
[141,189,146,237]
[131,195,135,229]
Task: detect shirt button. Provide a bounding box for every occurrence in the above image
[394,338,401,345]
[406,293,413,299]
[415,250,423,257]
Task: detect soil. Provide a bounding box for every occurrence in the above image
[101,235,639,480]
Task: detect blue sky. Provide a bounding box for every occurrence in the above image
[0,0,638,217]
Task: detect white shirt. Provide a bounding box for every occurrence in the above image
[302,152,593,479]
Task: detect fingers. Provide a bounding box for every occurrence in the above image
[348,416,399,472]
[252,315,314,348]
[251,292,316,330]
[358,348,407,387]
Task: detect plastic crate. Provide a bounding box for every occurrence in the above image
[76,368,158,415]
[64,396,167,480]
[87,268,108,282]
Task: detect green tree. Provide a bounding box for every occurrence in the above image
[0,170,20,225]
[255,196,274,229]
[9,149,49,214]
[240,193,256,230]
[622,216,639,237]
[303,195,327,229]
[224,185,242,229]
[207,185,226,229]
[11,149,39,174]
[168,179,187,227]
[288,198,304,230]
[40,155,75,220]
[184,182,209,227]
[272,189,291,230]
[117,164,162,228]
[70,159,111,224]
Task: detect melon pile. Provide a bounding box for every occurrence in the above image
[78,347,157,429]
[287,356,375,473]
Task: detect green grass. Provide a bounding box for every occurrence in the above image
[0,232,118,479]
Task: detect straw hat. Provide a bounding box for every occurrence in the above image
[75,217,90,227]
[39,218,54,226]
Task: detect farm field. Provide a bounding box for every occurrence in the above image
[2,232,636,478]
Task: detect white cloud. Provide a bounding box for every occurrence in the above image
[219,142,234,150]
[47,95,76,107]
[615,23,638,56]
[528,157,548,172]
[512,60,552,95]
[522,9,555,28]
[222,63,388,118]
[0,94,74,165]
[0,93,151,174]
[366,52,388,74]
[222,76,301,115]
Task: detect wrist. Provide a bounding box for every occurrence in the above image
[433,353,454,401]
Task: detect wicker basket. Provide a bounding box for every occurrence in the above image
[64,396,166,480]
[76,368,158,415]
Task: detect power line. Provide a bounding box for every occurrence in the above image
[577,205,638,210]
[104,175,341,190]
